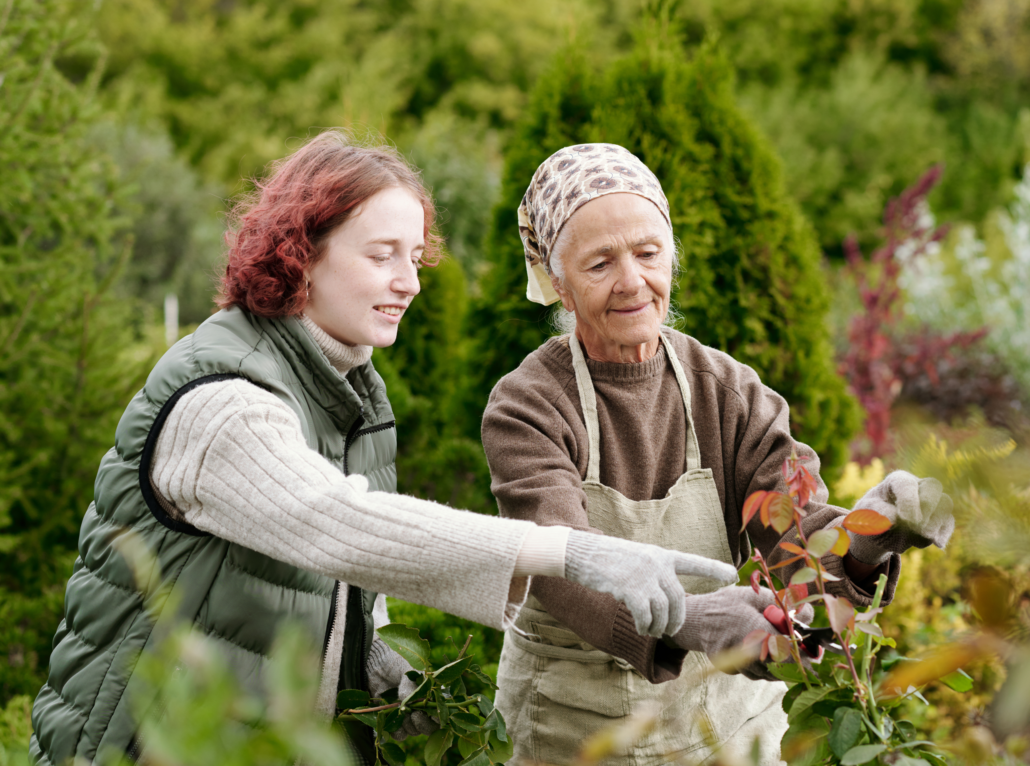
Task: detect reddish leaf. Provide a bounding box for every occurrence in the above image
[843,508,893,536]
[824,594,855,635]
[779,542,806,556]
[742,491,768,530]
[762,493,795,535]
[788,583,809,607]
[750,569,762,595]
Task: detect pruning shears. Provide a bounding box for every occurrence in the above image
[763,605,851,660]
[793,622,850,658]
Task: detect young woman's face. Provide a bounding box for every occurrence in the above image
[305,186,424,348]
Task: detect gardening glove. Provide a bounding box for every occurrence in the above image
[391,672,440,741]
[848,471,955,565]
[670,586,815,682]
[366,636,438,742]
[563,530,739,638]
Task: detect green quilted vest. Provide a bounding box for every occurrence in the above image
[29,307,397,765]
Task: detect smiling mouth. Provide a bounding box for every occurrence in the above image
[610,303,650,314]
[374,306,404,316]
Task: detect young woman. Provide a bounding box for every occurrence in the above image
[28,131,736,766]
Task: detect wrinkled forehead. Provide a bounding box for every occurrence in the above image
[558,191,673,254]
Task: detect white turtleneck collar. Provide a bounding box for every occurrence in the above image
[299,314,374,375]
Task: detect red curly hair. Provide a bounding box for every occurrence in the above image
[219,131,442,317]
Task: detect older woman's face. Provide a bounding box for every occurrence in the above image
[551,193,673,361]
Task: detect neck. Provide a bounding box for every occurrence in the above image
[299,314,373,374]
[574,327,660,363]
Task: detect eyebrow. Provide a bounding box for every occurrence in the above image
[583,233,665,259]
[364,237,425,249]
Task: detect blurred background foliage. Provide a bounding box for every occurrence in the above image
[3,0,1030,761]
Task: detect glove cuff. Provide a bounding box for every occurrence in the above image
[847,532,891,566]
[563,530,599,583]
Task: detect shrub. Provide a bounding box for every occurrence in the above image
[467,32,860,481]
[0,0,155,703]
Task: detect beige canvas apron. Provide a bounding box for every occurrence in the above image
[495,332,788,765]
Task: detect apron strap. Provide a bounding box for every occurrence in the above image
[658,331,703,472]
[567,335,603,483]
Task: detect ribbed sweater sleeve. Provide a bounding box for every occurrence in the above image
[150,378,535,631]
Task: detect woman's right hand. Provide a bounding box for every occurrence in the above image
[669,586,815,681]
[562,530,738,637]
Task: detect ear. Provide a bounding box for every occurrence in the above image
[551,274,577,314]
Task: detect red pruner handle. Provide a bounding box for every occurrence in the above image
[763,605,791,635]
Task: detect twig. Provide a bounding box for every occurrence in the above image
[457,634,473,660]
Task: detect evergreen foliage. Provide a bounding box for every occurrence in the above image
[468,35,859,479]
[376,256,495,514]
[0,0,155,703]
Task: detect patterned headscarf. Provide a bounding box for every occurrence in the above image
[517,143,671,305]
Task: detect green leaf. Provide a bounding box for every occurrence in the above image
[457,747,491,766]
[337,689,371,711]
[457,733,480,758]
[782,683,806,714]
[450,711,484,733]
[451,677,467,698]
[768,662,808,684]
[790,567,818,586]
[840,743,888,765]
[484,708,508,743]
[788,687,834,723]
[468,664,498,690]
[379,740,406,766]
[477,695,495,718]
[893,756,930,766]
[435,655,474,685]
[424,728,453,766]
[940,669,973,692]
[376,623,432,672]
[401,675,432,707]
[352,711,378,727]
[488,729,515,763]
[828,707,864,759]
[435,689,450,725]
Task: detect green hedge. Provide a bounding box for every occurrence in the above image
[467,35,859,481]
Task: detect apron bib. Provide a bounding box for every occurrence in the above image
[495,332,788,765]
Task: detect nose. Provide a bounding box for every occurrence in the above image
[612,257,646,294]
[393,257,421,298]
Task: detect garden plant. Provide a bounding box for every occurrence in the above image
[744,452,962,765]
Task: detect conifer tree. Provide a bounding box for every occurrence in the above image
[468,34,859,479]
[0,0,153,701]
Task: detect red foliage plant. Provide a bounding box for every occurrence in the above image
[219,130,443,318]
[838,166,988,462]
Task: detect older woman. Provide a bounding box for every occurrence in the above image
[482,144,955,765]
[28,134,737,766]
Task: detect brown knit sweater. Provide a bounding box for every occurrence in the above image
[481,329,899,684]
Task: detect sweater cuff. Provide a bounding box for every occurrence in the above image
[611,604,685,684]
[513,525,570,577]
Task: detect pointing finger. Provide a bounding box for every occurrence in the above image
[674,552,737,584]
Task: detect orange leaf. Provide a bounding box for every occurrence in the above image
[763,493,795,535]
[830,528,851,557]
[769,555,804,570]
[806,529,838,558]
[742,491,768,530]
[779,542,806,556]
[842,508,893,536]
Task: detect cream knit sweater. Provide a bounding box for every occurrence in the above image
[150,314,568,718]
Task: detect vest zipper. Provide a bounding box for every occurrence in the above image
[342,413,364,476]
[322,581,341,682]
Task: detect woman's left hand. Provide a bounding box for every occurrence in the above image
[848,471,955,565]
[391,673,440,741]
